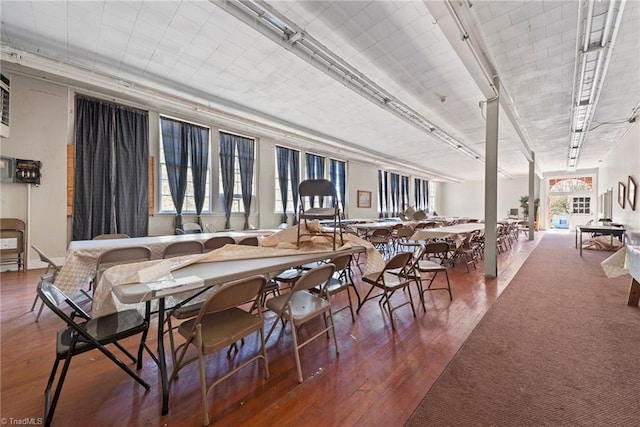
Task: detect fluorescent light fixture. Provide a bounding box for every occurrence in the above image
[215,0,506,174]
[568,0,626,170]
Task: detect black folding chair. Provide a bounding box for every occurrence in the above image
[37,281,150,426]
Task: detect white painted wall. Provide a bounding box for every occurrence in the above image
[440,176,537,220]
[598,124,640,231]
[0,75,69,267]
[1,73,386,267]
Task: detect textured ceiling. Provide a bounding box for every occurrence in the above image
[1,0,638,182]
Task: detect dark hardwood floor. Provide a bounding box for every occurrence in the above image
[0,232,543,426]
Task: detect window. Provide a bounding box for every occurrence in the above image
[572,197,591,214]
[428,181,436,213]
[549,177,592,192]
[305,153,325,179]
[378,170,389,218]
[159,117,211,213]
[219,132,255,213]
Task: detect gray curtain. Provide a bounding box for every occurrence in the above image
[305,153,325,207]
[237,138,255,229]
[114,107,148,237]
[401,175,409,212]
[188,124,209,224]
[276,146,290,224]
[160,118,189,229]
[425,180,430,212]
[290,150,300,224]
[378,170,384,218]
[329,159,346,214]
[219,133,236,229]
[390,173,399,216]
[414,178,421,210]
[73,95,148,240]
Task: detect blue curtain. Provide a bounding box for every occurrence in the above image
[160,118,189,229]
[237,138,255,230]
[401,175,409,212]
[329,159,346,215]
[390,173,399,217]
[425,180,430,213]
[305,153,325,207]
[73,95,148,240]
[290,150,300,224]
[219,133,236,229]
[114,107,148,237]
[276,146,290,224]
[378,170,384,218]
[188,124,209,224]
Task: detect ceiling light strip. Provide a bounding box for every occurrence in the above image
[216,0,491,170]
[568,0,626,170]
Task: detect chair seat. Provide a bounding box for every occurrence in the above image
[266,290,331,324]
[300,208,338,218]
[56,309,146,356]
[362,272,411,290]
[417,260,446,272]
[178,308,262,354]
[171,302,203,320]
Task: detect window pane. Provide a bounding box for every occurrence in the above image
[159,117,211,213]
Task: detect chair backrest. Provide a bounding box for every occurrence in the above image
[93,233,130,240]
[237,236,259,246]
[292,263,336,293]
[299,179,337,198]
[412,211,427,221]
[37,280,91,323]
[424,242,450,258]
[330,253,351,272]
[31,245,62,279]
[96,246,152,283]
[203,236,236,251]
[193,276,266,328]
[396,227,414,239]
[384,252,413,272]
[163,241,204,258]
[175,228,185,235]
[182,223,203,234]
[370,228,391,238]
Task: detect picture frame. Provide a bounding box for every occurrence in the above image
[628,175,637,211]
[357,190,372,208]
[618,181,626,209]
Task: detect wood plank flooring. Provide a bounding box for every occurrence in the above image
[0,232,542,426]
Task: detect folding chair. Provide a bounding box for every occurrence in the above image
[92,233,130,240]
[30,245,62,322]
[170,276,268,426]
[310,253,356,321]
[203,236,235,251]
[37,281,149,427]
[265,263,339,383]
[297,179,343,250]
[359,252,417,330]
[162,241,204,258]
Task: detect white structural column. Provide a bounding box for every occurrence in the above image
[528,152,536,240]
[484,77,500,278]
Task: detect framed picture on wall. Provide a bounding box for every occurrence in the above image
[628,175,637,211]
[357,190,372,208]
[618,181,626,209]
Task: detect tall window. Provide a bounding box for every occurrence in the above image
[414,178,428,211]
[400,175,409,212]
[275,146,300,220]
[219,131,255,229]
[159,117,210,215]
[378,170,389,218]
[305,153,325,179]
[428,181,436,213]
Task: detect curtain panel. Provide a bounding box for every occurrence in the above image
[220,132,255,229]
[73,95,148,240]
[276,146,290,224]
[160,118,189,228]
